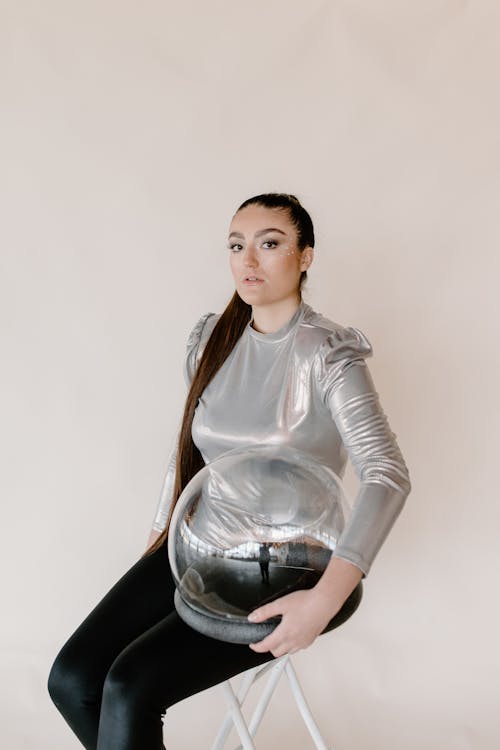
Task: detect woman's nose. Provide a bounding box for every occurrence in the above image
[243,246,258,266]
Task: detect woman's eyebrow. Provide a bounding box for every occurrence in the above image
[228,228,287,239]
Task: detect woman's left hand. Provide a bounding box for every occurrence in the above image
[247,587,342,658]
[248,556,364,657]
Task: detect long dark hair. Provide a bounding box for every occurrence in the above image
[142,193,315,557]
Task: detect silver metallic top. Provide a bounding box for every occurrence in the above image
[152,299,411,577]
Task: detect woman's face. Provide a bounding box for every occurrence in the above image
[228,204,313,307]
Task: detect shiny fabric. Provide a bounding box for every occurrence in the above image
[168,445,349,625]
[153,300,411,577]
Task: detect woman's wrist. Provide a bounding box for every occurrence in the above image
[312,555,363,609]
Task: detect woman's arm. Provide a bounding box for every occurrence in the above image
[248,556,363,657]
[147,311,217,545]
[316,326,412,577]
[249,326,411,656]
[150,426,181,535]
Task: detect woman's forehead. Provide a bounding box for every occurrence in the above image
[229,206,293,235]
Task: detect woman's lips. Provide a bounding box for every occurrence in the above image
[242,277,264,285]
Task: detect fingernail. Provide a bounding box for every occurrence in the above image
[248,612,258,622]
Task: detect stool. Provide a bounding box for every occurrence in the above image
[211,654,331,750]
[175,581,363,748]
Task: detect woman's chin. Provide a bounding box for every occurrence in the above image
[238,286,266,303]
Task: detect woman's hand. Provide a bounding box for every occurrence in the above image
[248,556,363,657]
[146,528,162,550]
[247,588,340,657]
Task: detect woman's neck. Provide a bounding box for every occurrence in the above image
[250,297,303,334]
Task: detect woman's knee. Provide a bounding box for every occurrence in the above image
[96,656,166,750]
[47,641,98,711]
[101,650,165,716]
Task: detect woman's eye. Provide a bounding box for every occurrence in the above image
[226,239,278,252]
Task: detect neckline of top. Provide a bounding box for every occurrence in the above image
[247,300,308,342]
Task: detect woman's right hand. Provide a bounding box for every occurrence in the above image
[146,528,162,550]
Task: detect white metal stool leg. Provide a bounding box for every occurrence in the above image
[284,659,329,750]
[220,680,257,750]
[211,655,331,750]
[211,660,282,750]
[211,669,257,750]
[240,657,288,742]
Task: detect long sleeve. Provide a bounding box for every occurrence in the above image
[314,325,412,577]
[151,312,216,532]
[151,418,182,532]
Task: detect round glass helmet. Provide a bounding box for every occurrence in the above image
[167,444,361,642]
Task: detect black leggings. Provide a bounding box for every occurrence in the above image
[47,539,276,749]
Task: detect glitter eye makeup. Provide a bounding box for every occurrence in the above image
[261,239,296,256]
[258,242,291,256]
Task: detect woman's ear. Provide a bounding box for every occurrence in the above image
[300,246,314,271]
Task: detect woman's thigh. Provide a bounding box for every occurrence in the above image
[100,607,276,716]
[48,539,276,748]
[92,592,275,749]
[48,541,175,704]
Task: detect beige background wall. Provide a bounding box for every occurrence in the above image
[1,1,499,748]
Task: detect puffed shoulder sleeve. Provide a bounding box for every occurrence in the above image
[314,325,412,578]
[183,311,217,387]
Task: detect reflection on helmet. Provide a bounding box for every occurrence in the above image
[168,444,350,625]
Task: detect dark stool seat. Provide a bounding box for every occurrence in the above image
[174,580,363,644]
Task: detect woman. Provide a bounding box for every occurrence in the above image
[48,193,411,749]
